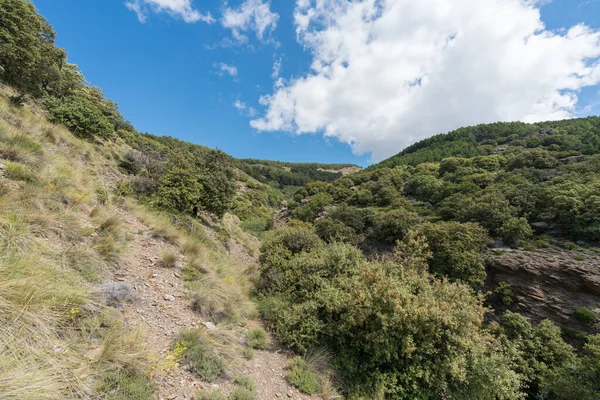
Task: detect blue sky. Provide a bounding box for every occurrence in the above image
[32,0,600,166]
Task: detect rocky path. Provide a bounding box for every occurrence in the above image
[108,209,315,400]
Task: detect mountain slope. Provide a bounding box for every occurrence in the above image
[270,117,600,398]
[0,83,319,399]
[372,117,600,168]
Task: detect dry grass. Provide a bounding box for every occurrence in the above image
[0,85,269,398]
[182,237,202,257]
[0,86,152,399]
[133,205,182,246]
[160,247,178,268]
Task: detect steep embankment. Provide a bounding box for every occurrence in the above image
[0,86,314,399]
[486,249,600,334]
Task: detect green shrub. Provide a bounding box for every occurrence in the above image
[246,327,268,349]
[174,330,223,382]
[260,236,523,398]
[417,221,490,286]
[243,348,255,360]
[95,365,155,400]
[494,282,514,305]
[575,307,597,325]
[286,357,319,395]
[314,218,359,245]
[43,91,115,138]
[230,375,256,400]
[371,209,422,243]
[330,204,371,233]
[498,217,533,246]
[196,389,227,400]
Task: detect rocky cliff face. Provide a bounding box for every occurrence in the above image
[486,249,600,334]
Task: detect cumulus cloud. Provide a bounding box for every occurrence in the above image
[234,100,258,116]
[221,0,279,43]
[217,62,238,77]
[251,0,600,162]
[125,0,214,23]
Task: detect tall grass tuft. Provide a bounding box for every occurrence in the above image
[160,248,178,268]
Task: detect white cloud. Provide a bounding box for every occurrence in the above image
[125,0,214,23]
[221,0,279,43]
[272,56,282,79]
[217,62,238,77]
[251,0,600,162]
[234,100,257,116]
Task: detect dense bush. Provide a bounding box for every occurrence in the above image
[292,192,333,222]
[43,90,115,138]
[417,221,490,286]
[499,311,600,399]
[314,218,359,245]
[372,209,422,243]
[498,217,533,246]
[259,231,523,398]
[330,203,371,232]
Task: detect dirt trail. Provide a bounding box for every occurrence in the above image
[110,209,314,400]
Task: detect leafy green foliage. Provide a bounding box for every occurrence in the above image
[286,357,319,395]
[292,192,334,222]
[245,327,267,349]
[238,158,357,187]
[498,311,600,399]
[43,90,115,138]
[417,221,490,286]
[372,209,422,243]
[314,218,359,245]
[0,0,64,96]
[498,217,533,246]
[259,230,523,398]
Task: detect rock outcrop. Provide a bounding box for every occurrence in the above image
[486,249,600,333]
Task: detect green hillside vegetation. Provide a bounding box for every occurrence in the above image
[2,1,600,399]
[238,158,359,191]
[261,118,600,397]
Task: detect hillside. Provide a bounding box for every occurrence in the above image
[238,159,361,194]
[0,1,323,399]
[372,118,600,168]
[271,118,600,398]
[0,79,325,399]
[2,1,600,399]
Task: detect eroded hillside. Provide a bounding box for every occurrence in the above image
[0,85,319,399]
